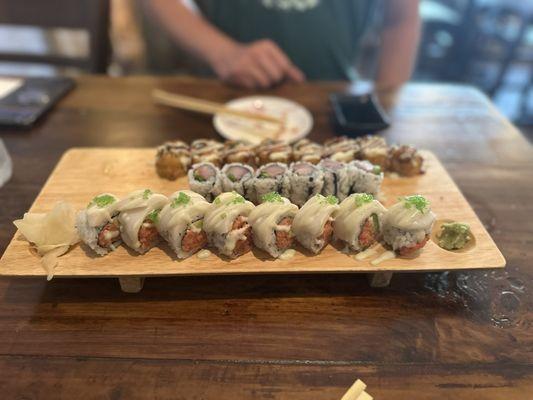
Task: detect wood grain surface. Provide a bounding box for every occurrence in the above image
[0,148,505,277]
[0,77,531,399]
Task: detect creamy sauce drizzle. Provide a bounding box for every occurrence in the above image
[197,249,211,259]
[385,202,435,230]
[371,250,396,265]
[354,246,379,260]
[85,193,119,227]
[278,249,296,260]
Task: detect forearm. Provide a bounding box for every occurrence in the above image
[376,0,421,91]
[147,0,237,68]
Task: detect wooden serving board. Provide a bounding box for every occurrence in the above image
[0,148,505,291]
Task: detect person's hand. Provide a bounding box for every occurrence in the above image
[211,39,305,89]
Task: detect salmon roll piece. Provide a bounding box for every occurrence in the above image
[188,162,222,202]
[292,194,339,254]
[156,190,210,259]
[318,158,351,202]
[203,192,255,258]
[287,161,324,207]
[348,160,383,196]
[76,193,121,256]
[333,193,387,252]
[220,163,254,198]
[252,162,290,204]
[116,189,169,254]
[248,192,298,258]
[382,195,435,256]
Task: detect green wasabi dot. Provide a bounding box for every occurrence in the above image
[354,193,374,207]
[231,194,245,204]
[214,197,221,205]
[87,194,115,209]
[227,173,237,182]
[142,189,152,200]
[320,194,338,205]
[372,165,382,175]
[171,192,190,208]
[261,192,284,203]
[402,195,430,213]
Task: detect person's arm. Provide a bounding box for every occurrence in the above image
[375,0,421,91]
[147,0,304,89]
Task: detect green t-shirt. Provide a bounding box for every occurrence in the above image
[196,0,374,81]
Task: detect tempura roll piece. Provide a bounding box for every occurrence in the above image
[188,162,222,202]
[292,194,339,254]
[155,141,191,180]
[355,135,389,169]
[190,139,224,167]
[76,193,121,255]
[348,160,383,196]
[248,192,298,258]
[220,163,254,198]
[323,136,360,162]
[253,162,290,204]
[223,140,256,166]
[387,145,425,176]
[156,190,210,259]
[287,161,324,207]
[117,189,169,254]
[333,193,387,252]
[255,139,292,165]
[204,192,255,258]
[292,139,323,164]
[382,195,435,256]
[318,158,351,201]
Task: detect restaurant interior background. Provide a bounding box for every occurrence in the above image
[0,0,531,129]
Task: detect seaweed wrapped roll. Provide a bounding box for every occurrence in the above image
[76,193,121,255]
[204,192,255,258]
[292,194,339,254]
[220,163,254,198]
[248,192,298,258]
[188,162,222,202]
[116,189,169,254]
[287,161,324,207]
[333,193,387,252]
[156,190,210,259]
[252,162,290,204]
[382,195,435,256]
[318,158,351,201]
[348,160,383,196]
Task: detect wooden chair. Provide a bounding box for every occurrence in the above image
[0,0,110,73]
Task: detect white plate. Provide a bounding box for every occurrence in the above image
[213,96,313,145]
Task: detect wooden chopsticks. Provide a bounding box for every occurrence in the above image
[340,379,373,400]
[152,89,283,125]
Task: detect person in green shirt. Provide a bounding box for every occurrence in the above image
[148,0,420,90]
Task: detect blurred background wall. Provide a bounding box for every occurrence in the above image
[0,0,530,125]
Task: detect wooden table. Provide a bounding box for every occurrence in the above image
[0,77,531,399]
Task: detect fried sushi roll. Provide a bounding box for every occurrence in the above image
[188,162,222,202]
[355,135,389,169]
[292,139,323,164]
[156,190,210,259]
[190,139,224,167]
[221,163,254,198]
[116,189,169,254]
[387,145,425,176]
[248,192,298,258]
[253,162,290,204]
[318,158,351,202]
[76,193,121,255]
[348,160,383,196]
[255,139,292,166]
[292,194,339,254]
[223,140,256,166]
[203,192,255,258]
[287,161,324,207]
[382,195,435,256]
[155,141,191,180]
[333,193,387,252]
[322,136,360,162]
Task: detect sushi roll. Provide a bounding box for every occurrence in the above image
[322,136,360,162]
[382,195,435,256]
[203,192,255,258]
[333,193,387,252]
[287,161,324,207]
[348,160,383,196]
[221,163,254,198]
[248,192,298,258]
[318,158,351,201]
[76,193,121,255]
[388,145,425,176]
[188,162,222,202]
[255,139,292,166]
[223,140,256,166]
[292,139,323,164]
[252,162,290,204]
[292,194,339,254]
[355,135,389,169]
[155,140,191,180]
[156,190,210,259]
[116,189,169,254]
[190,139,224,167]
